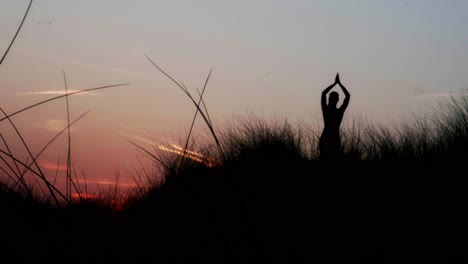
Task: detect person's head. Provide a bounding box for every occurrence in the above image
[328,91,339,107]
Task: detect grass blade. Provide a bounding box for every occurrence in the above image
[0,107,61,206]
[181,68,212,162]
[63,70,72,201]
[145,54,225,161]
[0,83,130,123]
[0,0,33,66]
[0,148,67,202]
[128,140,170,171]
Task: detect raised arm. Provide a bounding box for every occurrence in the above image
[336,74,350,112]
[321,82,336,111]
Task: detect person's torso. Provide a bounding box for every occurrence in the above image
[323,108,343,132]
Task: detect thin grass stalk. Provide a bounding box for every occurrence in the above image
[53,156,60,186]
[145,54,225,161]
[0,156,27,193]
[20,154,30,181]
[0,0,33,66]
[14,110,90,200]
[0,133,23,180]
[0,83,130,123]
[0,148,67,201]
[20,111,89,179]
[180,68,212,164]
[145,57,219,139]
[63,71,72,201]
[0,133,30,194]
[2,106,88,198]
[16,154,47,197]
[197,88,213,125]
[82,171,88,200]
[180,81,190,95]
[0,107,61,206]
[128,140,170,171]
[72,164,82,201]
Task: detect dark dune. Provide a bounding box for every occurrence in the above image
[2,160,466,262]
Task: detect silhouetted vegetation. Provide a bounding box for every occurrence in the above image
[2,89,467,262]
[0,5,466,260]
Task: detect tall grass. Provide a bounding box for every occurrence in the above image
[0,2,464,256]
[140,91,468,179]
[139,55,468,188]
[1,0,466,207]
[220,114,306,162]
[0,41,465,261]
[0,1,131,205]
[357,93,468,161]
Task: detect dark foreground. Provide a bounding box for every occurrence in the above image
[1,161,467,262]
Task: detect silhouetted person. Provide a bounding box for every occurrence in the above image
[319,73,350,160]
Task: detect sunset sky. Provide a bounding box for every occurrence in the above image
[0,0,467,194]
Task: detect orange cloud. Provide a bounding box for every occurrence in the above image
[119,128,220,167]
[158,144,218,167]
[40,161,68,171]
